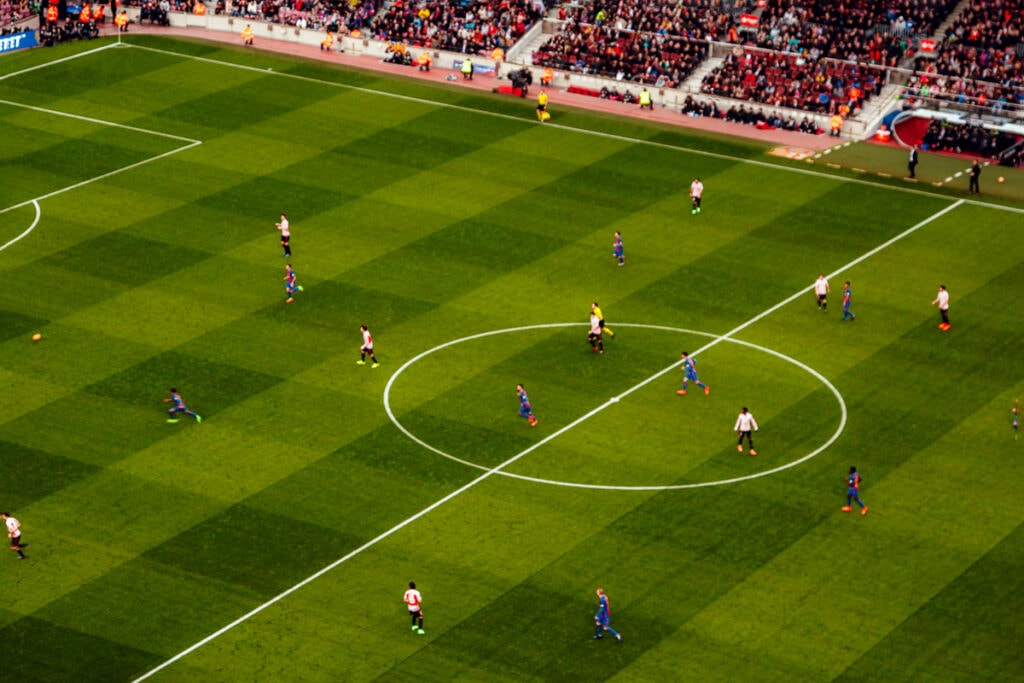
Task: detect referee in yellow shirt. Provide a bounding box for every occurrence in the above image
[591,302,614,337]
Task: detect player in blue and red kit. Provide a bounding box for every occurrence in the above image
[1013,400,1019,440]
[593,588,621,641]
[612,231,624,266]
[677,351,709,396]
[164,388,201,424]
[284,263,303,303]
[842,281,856,321]
[842,466,868,515]
[516,384,538,426]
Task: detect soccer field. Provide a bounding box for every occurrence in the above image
[1,36,1022,682]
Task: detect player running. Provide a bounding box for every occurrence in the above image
[842,466,868,515]
[1013,399,1019,440]
[164,388,201,424]
[677,351,709,396]
[593,588,621,641]
[403,581,425,635]
[690,177,703,215]
[284,263,302,303]
[734,407,757,455]
[588,313,604,354]
[516,384,538,427]
[612,231,624,266]
[357,325,379,368]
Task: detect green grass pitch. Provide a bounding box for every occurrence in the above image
[1,36,1022,682]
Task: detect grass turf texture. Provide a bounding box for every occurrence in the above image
[0,36,1022,682]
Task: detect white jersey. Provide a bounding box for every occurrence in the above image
[589,314,601,335]
[404,589,422,612]
[935,289,949,310]
[690,180,704,198]
[277,217,289,236]
[734,412,758,432]
[362,329,373,349]
[814,277,829,296]
[5,517,20,537]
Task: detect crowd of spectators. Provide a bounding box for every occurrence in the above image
[530,0,731,88]
[532,26,705,88]
[701,48,885,115]
[919,117,1019,157]
[0,0,33,27]
[681,94,825,134]
[370,0,541,55]
[218,0,377,33]
[751,0,960,66]
[909,0,1024,113]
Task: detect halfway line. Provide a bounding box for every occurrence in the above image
[131,197,966,682]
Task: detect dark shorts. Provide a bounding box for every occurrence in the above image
[817,294,827,302]
[281,234,290,244]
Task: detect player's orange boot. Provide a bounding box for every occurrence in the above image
[736,445,743,452]
[749,449,757,456]
[861,507,868,516]
[704,386,710,395]
[677,390,687,395]
[841,506,852,512]
[529,418,538,427]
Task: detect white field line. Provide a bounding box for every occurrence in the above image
[0,98,199,143]
[0,200,40,252]
[124,42,1024,215]
[384,322,848,491]
[132,197,966,683]
[0,41,118,81]
[0,44,202,223]
[0,139,201,218]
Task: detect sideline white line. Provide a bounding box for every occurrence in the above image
[124,43,1024,215]
[384,322,847,490]
[132,197,965,682]
[0,200,40,252]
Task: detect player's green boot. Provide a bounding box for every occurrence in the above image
[417,629,425,635]
[166,419,179,424]
[357,361,366,365]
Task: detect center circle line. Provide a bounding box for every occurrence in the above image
[383,323,847,491]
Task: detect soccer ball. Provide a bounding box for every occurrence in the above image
[31,333,42,342]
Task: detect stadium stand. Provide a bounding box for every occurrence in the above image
[370,0,541,54]
[530,0,729,87]
[700,48,886,115]
[752,0,960,66]
[908,0,1024,112]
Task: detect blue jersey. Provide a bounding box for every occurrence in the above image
[519,390,531,409]
[683,357,697,374]
[613,235,623,255]
[170,393,185,408]
[286,267,296,284]
[596,594,610,622]
[843,286,852,306]
[848,472,861,489]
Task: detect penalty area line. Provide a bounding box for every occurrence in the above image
[0,140,202,218]
[0,200,40,253]
[131,197,967,682]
